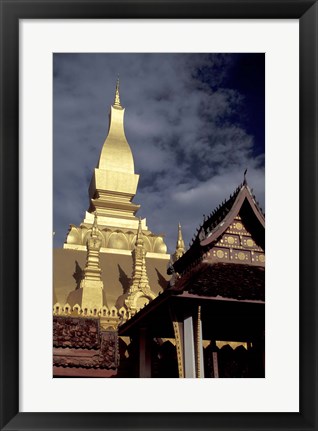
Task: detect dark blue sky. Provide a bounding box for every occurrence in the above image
[53,53,265,252]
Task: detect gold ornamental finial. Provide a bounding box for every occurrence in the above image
[135,217,143,246]
[124,217,156,314]
[91,211,98,237]
[173,222,185,262]
[114,76,121,107]
[80,212,103,311]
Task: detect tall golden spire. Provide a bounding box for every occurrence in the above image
[64,80,168,258]
[87,77,140,220]
[124,218,156,314]
[114,76,121,108]
[80,213,104,311]
[173,222,185,262]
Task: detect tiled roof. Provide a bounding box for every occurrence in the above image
[53,316,119,369]
[53,316,100,349]
[186,263,265,301]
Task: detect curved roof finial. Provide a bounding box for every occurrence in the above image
[173,222,185,262]
[243,168,248,185]
[114,75,121,107]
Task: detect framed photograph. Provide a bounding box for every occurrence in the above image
[1,0,317,430]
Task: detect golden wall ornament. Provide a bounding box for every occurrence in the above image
[80,213,104,311]
[124,219,156,313]
[196,305,202,378]
[172,321,185,378]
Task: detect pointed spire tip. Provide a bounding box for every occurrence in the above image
[114,76,122,107]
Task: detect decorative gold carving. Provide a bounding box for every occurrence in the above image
[108,232,129,250]
[227,236,235,245]
[247,238,254,247]
[238,252,246,261]
[216,341,248,350]
[235,222,243,230]
[124,219,156,314]
[80,213,104,311]
[53,303,131,328]
[259,254,265,263]
[53,320,119,370]
[196,306,202,378]
[153,236,167,254]
[216,250,224,258]
[172,320,184,378]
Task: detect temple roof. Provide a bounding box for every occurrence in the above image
[119,181,265,340]
[174,262,265,301]
[172,181,265,275]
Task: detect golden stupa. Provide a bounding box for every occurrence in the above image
[53,80,171,326]
[64,79,168,257]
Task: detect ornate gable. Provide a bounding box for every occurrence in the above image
[204,214,265,267]
[173,181,264,275]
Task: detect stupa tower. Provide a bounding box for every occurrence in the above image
[64,79,168,257]
[87,78,140,225]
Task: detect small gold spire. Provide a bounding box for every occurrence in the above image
[114,76,121,107]
[91,211,98,237]
[173,222,185,262]
[84,214,102,278]
[124,218,156,313]
[80,212,103,311]
[136,217,143,246]
[131,219,149,289]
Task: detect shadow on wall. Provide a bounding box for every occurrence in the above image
[73,260,84,290]
[155,268,169,290]
[118,264,131,294]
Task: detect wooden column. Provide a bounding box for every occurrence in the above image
[139,327,151,378]
[212,350,219,378]
[170,306,185,378]
[183,315,196,378]
[194,306,205,378]
[171,306,205,378]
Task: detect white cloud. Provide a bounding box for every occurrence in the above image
[53,53,265,253]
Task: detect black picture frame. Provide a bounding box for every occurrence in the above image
[0,1,317,430]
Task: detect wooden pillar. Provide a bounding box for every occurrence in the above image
[139,327,151,378]
[183,315,196,378]
[171,305,205,378]
[170,306,185,378]
[172,320,185,378]
[194,306,205,378]
[212,350,219,378]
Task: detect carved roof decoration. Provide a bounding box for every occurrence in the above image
[177,263,265,301]
[53,316,119,369]
[171,181,265,277]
